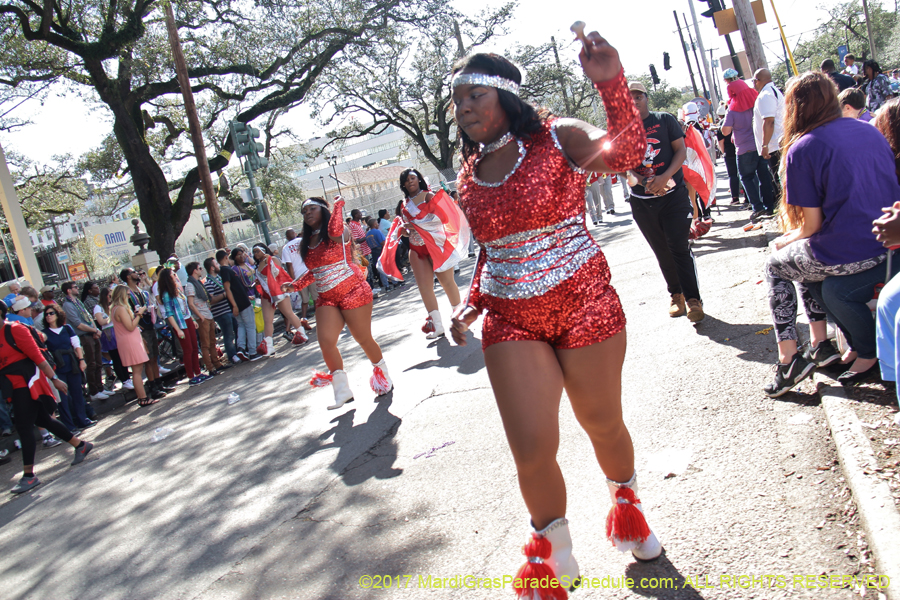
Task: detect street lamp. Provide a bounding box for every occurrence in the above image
[325,155,342,195]
[319,175,327,197]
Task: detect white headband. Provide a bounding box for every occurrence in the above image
[451,72,520,96]
[301,198,328,209]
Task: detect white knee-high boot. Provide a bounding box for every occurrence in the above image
[606,471,662,561]
[513,517,580,599]
[264,335,275,356]
[370,359,393,395]
[424,310,444,339]
[328,370,354,410]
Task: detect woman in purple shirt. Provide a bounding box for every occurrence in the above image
[763,72,897,397]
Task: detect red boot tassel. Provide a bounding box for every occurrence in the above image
[257,340,268,356]
[370,367,392,395]
[309,371,333,387]
[605,487,651,552]
[422,316,435,334]
[513,533,568,600]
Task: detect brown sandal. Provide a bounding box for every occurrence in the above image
[138,397,159,407]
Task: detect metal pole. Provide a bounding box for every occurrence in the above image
[244,165,271,246]
[319,176,327,197]
[709,49,722,102]
[769,0,798,75]
[688,0,719,107]
[675,11,700,97]
[862,0,877,60]
[684,13,710,99]
[164,3,227,250]
[329,161,342,195]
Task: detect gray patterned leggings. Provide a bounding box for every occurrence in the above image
[766,240,885,342]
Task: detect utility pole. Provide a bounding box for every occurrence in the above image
[164,3,226,250]
[550,36,573,117]
[674,11,700,97]
[862,0,877,60]
[732,0,768,72]
[688,0,719,107]
[709,49,722,103]
[684,13,710,100]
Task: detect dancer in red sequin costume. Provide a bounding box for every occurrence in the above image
[286,197,393,410]
[449,32,662,599]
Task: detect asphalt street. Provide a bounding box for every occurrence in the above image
[0,172,882,599]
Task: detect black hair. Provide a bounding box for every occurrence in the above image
[451,53,546,163]
[299,198,332,261]
[378,209,387,220]
[203,257,216,273]
[61,281,77,295]
[229,248,243,262]
[157,268,178,302]
[119,268,134,283]
[80,280,97,302]
[252,243,272,257]
[399,168,430,198]
[820,59,835,72]
[395,200,403,217]
[0,300,8,319]
[185,261,201,277]
[863,59,882,76]
[215,249,228,263]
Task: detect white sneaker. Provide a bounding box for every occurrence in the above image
[90,392,110,401]
[123,379,134,390]
[232,355,242,365]
[159,365,171,375]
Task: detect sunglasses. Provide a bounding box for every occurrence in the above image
[45,311,57,316]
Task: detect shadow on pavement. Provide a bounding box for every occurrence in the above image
[625,551,706,599]
[406,334,485,375]
[691,314,778,365]
[299,393,403,486]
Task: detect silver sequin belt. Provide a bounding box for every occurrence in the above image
[480,215,600,300]
[313,262,355,293]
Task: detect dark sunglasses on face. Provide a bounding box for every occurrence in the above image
[45,311,57,316]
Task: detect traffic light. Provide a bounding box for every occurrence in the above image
[649,64,660,86]
[698,0,723,19]
[663,52,671,71]
[229,121,269,171]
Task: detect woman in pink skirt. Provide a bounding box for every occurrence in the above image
[111,286,153,406]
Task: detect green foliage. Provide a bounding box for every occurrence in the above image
[626,74,694,117]
[6,151,89,229]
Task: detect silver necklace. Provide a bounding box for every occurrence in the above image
[480,132,514,155]
[473,138,526,188]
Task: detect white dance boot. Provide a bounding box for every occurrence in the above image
[423,310,444,339]
[514,517,580,599]
[327,370,354,410]
[264,335,276,356]
[370,359,393,395]
[606,472,662,561]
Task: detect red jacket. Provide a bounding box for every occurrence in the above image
[0,322,56,402]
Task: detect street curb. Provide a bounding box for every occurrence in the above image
[820,384,900,599]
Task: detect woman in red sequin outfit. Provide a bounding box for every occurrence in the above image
[286,197,393,410]
[449,33,661,597]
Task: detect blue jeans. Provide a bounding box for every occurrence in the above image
[56,370,92,431]
[235,305,258,357]
[214,313,237,360]
[737,151,776,212]
[877,271,900,400]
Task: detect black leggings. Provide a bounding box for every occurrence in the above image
[11,388,73,467]
[108,348,131,382]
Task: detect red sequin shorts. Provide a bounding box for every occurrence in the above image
[409,242,429,260]
[315,264,373,311]
[480,254,626,350]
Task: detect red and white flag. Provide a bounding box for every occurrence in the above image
[378,217,405,282]
[682,126,716,205]
[401,189,471,273]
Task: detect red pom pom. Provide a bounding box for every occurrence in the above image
[309,371,333,387]
[513,533,568,600]
[370,367,392,395]
[606,487,651,550]
[421,316,435,334]
[257,340,267,356]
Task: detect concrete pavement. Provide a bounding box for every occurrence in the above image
[0,175,890,599]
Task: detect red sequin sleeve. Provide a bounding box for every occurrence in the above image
[290,270,314,291]
[329,198,346,238]
[594,69,646,172]
[464,247,488,313]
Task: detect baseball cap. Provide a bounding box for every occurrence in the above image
[11,296,31,312]
[723,68,739,80]
[716,103,727,117]
[40,285,55,293]
[628,81,648,95]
